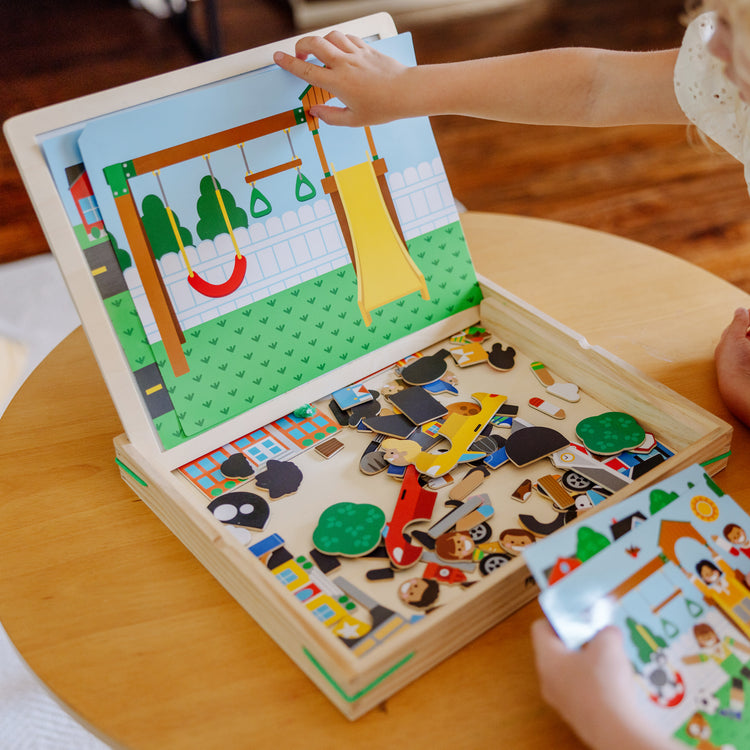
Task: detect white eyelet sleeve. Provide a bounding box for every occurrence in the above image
[674,11,747,161]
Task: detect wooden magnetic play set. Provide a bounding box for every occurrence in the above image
[4,14,733,719]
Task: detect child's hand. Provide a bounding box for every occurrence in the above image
[273,32,410,127]
[715,307,750,427]
[531,619,680,750]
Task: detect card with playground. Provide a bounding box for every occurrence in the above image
[525,463,750,748]
[3,14,735,719]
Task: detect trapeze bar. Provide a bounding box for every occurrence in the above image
[244,157,302,183]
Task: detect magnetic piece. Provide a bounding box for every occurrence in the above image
[410,529,436,550]
[208,491,270,530]
[630,432,657,454]
[226,526,253,545]
[220,452,254,480]
[379,380,405,397]
[455,502,494,533]
[576,412,646,456]
[293,404,316,418]
[433,530,478,564]
[421,549,475,572]
[535,474,577,509]
[487,343,516,371]
[361,412,416,438]
[366,568,396,581]
[410,427,443,451]
[560,469,595,492]
[428,493,488,538]
[449,466,490,501]
[400,348,451,386]
[384,465,438,568]
[425,473,455,490]
[312,502,387,557]
[398,577,441,609]
[327,397,351,427]
[490,413,514,428]
[381,438,423,466]
[344,390,382,427]
[509,417,534,434]
[498,528,537,556]
[254,459,303,499]
[547,381,580,403]
[414,392,508,477]
[330,389,381,427]
[498,402,520,416]
[451,326,490,344]
[359,440,388,475]
[479,553,513,576]
[386,464,407,479]
[315,437,344,459]
[445,401,481,417]
[388,386,448,426]
[309,547,342,575]
[530,360,580,402]
[423,561,469,585]
[549,447,632,493]
[519,507,577,536]
[483,444,509,469]
[468,434,499,457]
[423,377,459,395]
[530,360,556,387]
[332,383,374,410]
[505,426,569,467]
[529,396,565,420]
[449,342,488,367]
[630,454,667,480]
[512,478,533,502]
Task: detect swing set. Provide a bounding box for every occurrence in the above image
[105,86,418,378]
[153,127,316,299]
[104,107,310,375]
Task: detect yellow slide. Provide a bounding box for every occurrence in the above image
[334,161,429,326]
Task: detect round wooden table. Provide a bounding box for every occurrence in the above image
[1,212,749,749]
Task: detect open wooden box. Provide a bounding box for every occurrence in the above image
[4,13,731,719]
[113,273,731,718]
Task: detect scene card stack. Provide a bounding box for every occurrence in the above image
[525,464,750,748]
[3,14,734,718]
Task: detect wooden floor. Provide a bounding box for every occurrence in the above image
[4,0,750,293]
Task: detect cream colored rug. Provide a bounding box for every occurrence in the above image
[0,336,27,407]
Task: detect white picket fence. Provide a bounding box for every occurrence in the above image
[124,158,460,342]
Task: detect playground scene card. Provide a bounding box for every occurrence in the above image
[36,31,480,455]
[524,463,750,747]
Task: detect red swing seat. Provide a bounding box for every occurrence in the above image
[187,254,247,298]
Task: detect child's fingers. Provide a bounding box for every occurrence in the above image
[729,307,750,337]
[322,30,364,54]
[309,104,354,127]
[530,618,567,662]
[293,34,352,68]
[273,49,326,87]
[345,33,368,49]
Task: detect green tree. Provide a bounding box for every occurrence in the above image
[196,175,247,241]
[107,231,132,271]
[140,194,193,260]
[649,488,679,515]
[575,526,610,563]
[626,616,666,664]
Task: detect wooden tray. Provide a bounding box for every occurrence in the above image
[115,273,731,718]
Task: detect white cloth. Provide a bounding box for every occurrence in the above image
[674,12,750,177]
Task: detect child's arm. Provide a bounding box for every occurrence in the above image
[715,307,750,428]
[273,31,687,128]
[531,619,683,750]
